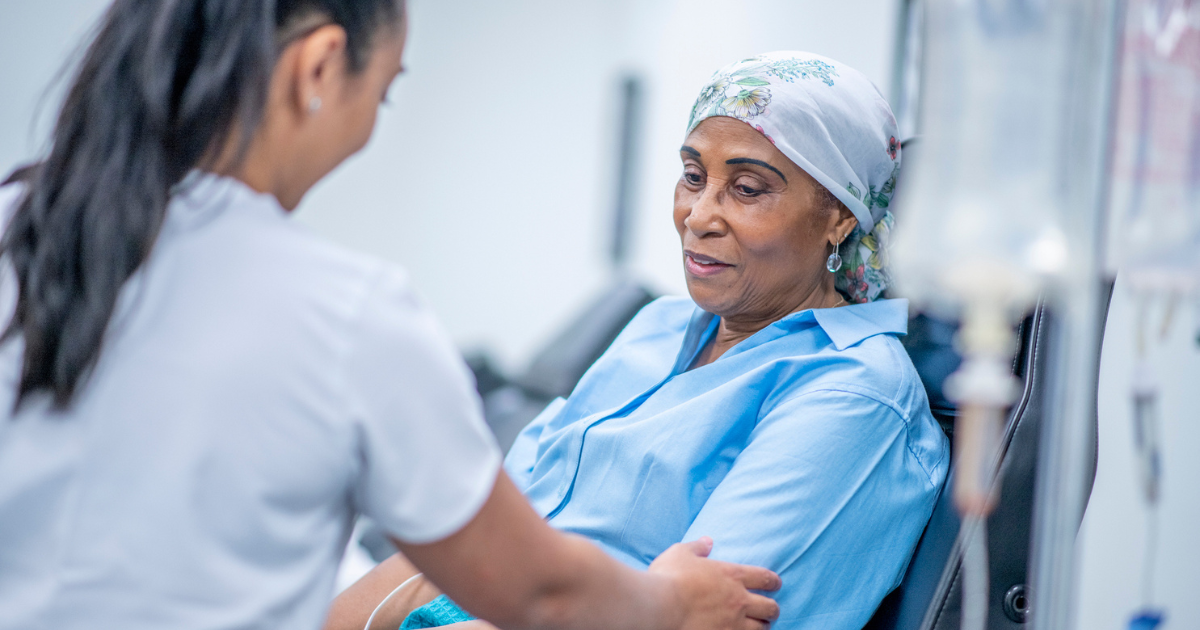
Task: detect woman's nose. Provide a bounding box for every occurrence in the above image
[684,186,727,236]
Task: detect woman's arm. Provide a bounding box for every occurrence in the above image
[679,390,947,630]
[325,552,442,630]
[331,471,780,630]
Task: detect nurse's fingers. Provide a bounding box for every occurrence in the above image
[717,560,782,593]
[678,536,715,558]
[740,616,772,630]
[741,592,780,623]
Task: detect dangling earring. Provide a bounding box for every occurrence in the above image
[826,232,847,273]
[308,96,322,114]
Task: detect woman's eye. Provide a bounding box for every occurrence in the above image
[736,184,763,196]
[683,171,704,185]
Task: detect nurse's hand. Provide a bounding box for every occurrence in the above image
[650,538,781,630]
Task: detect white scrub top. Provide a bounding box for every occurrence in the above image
[0,174,502,630]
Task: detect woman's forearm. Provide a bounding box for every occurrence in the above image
[323,552,438,630]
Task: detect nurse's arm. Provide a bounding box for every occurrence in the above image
[396,471,779,630]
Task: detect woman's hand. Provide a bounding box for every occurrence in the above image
[649,538,781,630]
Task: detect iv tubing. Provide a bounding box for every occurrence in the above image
[364,573,424,630]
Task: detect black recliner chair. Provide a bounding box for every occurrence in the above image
[471,279,657,453]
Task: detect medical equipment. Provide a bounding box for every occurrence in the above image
[870,304,1099,630]
[1104,1,1200,627]
[1128,302,1166,630]
[892,0,1122,629]
[364,573,425,630]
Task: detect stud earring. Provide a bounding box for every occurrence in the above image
[826,232,848,273]
[308,96,322,114]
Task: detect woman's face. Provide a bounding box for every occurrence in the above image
[674,116,853,321]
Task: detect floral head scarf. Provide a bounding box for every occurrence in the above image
[687,51,900,303]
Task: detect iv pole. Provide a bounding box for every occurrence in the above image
[1027,1,1124,629]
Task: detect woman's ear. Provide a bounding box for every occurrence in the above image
[290,24,350,117]
[827,206,859,244]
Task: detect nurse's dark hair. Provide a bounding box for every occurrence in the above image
[1,0,402,409]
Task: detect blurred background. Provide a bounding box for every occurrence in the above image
[0,1,1196,628]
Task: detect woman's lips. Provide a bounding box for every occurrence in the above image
[684,251,733,277]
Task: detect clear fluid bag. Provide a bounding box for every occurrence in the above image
[892,0,1075,317]
[1106,0,1200,292]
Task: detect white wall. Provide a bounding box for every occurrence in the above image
[0,0,110,174]
[1073,281,1200,630]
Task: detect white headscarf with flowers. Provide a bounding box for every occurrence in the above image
[687,51,900,303]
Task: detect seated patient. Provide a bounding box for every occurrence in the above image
[330,52,948,630]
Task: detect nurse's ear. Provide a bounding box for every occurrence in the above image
[284,24,351,122]
[231,14,403,210]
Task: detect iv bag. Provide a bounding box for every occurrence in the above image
[1105,0,1200,292]
[892,0,1075,317]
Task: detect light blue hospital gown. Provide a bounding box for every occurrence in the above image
[505,296,949,629]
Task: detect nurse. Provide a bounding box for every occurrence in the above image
[0,1,780,630]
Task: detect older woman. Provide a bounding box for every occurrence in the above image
[328,52,947,630]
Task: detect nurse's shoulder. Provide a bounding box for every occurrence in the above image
[159,173,456,362]
[163,173,412,308]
